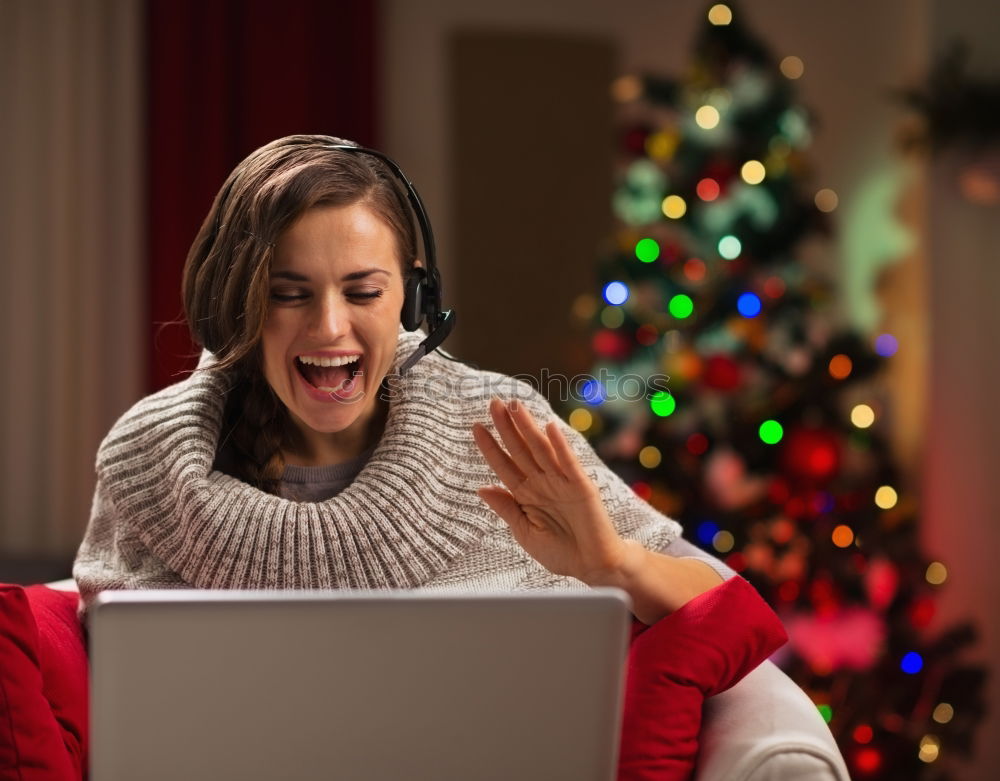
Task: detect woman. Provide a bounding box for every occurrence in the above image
[72,134,735,622]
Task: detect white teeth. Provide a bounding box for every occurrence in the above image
[298,354,361,368]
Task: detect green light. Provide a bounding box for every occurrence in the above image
[669,294,694,319]
[718,235,742,259]
[759,420,784,444]
[817,704,833,724]
[636,238,660,263]
[650,391,676,417]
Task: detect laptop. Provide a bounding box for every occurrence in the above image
[89,589,632,781]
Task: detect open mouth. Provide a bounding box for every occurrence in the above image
[295,354,364,397]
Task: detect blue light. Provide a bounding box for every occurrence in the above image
[604,281,630,306]
[737,292,762,317]
[901,651,923,674]
[697,521,720,546]
[875,333,898,357]
[581,379,605,405]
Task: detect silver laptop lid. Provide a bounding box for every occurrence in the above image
[89,589,631,781]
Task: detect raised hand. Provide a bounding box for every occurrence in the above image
[471,398,627,583]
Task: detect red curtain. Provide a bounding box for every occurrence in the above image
[146,0,379,391]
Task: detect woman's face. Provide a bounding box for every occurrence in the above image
[261,202,406,460]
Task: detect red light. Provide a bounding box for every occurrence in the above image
[635,324,659,346]
[778,581,800,601]
[725,552,747,572]
[632,481,652,501]
[683,257,706,282]
[855,747,881,773]
[853,725,873,744]
[763,276,786,298]
[696,177,721,201]
[686,433,709,455]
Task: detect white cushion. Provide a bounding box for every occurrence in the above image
[696,661,850,781]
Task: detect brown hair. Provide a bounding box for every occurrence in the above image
[182,134,418,492]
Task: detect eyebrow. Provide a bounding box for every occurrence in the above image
[270,268,391,283]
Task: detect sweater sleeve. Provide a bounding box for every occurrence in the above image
[72,475,189,617]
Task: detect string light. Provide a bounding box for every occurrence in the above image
[851,404,875,428]
[650,390,676,417]
[638,445,662,469]
[712,530,735,552]
[918,735,941,763]
[718,235,741,259]
[817,704,833,723]
[855,748,882,773]
[645,130,680,161]
[696,178,721,201]
[695,105,721,129]
[581,379,605,405]
[662,194,687,218]
[568,408,593,432]
[697,521,721,545]
[669,294,694,319]
[926,561,948,585]
[932,703,954,724]
[737,292,762,317]
[875,485,898,510]
[815,188,839,212]
[635,238,660,262]
[600,306,625,328]
[707,3,732,25]
[759,419,784,444]
[780,55,805,79]
[829,354,852,380]
[683,258,706,282]
[853,725,873,744]
[741,160,766,184]
[603,281,629,305]
[875,333,898,357]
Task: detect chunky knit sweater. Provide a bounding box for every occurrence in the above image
[73,330,684,611]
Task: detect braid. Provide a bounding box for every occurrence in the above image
[219,369,289,495]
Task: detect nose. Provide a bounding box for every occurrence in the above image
[309,292,350,341]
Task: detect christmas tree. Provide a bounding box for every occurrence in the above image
[566,3,987,778]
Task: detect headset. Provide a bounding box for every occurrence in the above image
[206,141,456,375]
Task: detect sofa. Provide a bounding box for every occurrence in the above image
[1,578,850,781]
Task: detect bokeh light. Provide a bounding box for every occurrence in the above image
[650,390,676,417]
[829,354,853,380]
[600,306,625,328]
[832,525,855,548]
[901,651,923,674]
[712,530,735,553]
[669,294,694,319]
[611,74,643,103]
[780,55,805,79]
[875,333,899,357]
[759,419,784,444]
[662,194,688,219]
[638,445,662,469]
[708,3,732,25]
[581,379,605,405]
[918,735,940,763]
[853,725,874,744]
[635,324,659,346]
[855,748,882,773]
[696,177,721,201]
[851,404,875,428]
[815,188,839,212]
[697,520,720,545]
[926,561,948,585]
[686,433,709,455]
[635,238,660,262]
[875,485,898,510]
[933,703,954,724]
[737,292,762,317]
[817,704,833,723]
[568,408,593,432]
[695,105,721,129]
[718,235,742,259]
[603,281,629,305]
[741,160,766,184]
[684,258,706,282]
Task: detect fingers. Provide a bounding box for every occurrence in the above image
[544,420,589,483]
[477,485,534,536]
[505,399,565,476]
[472,422,527,488]
[487,398,543,474]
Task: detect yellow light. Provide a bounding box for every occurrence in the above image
[875,485,898,510]
[712,530,735,553]
[600,306,625,328]
[741,160,766,184]
[568,408,593,432]
[832,525,854,548]
[932,703,954,724]
[780,56,805,79]
[851,404,875,428]
[918,735,940,763]
[815,188,839,212]
[926,561,948,585]
[646,130,679,161]
[661,195,688,219]
[708,3,733,25]
[611,74,643,103]
[695,105,721,130]
[639,446,662,469]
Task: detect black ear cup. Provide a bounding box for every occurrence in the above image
[401,267,427,331]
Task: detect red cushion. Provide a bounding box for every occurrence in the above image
[617,576,788,781]
[0,584,88,781]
